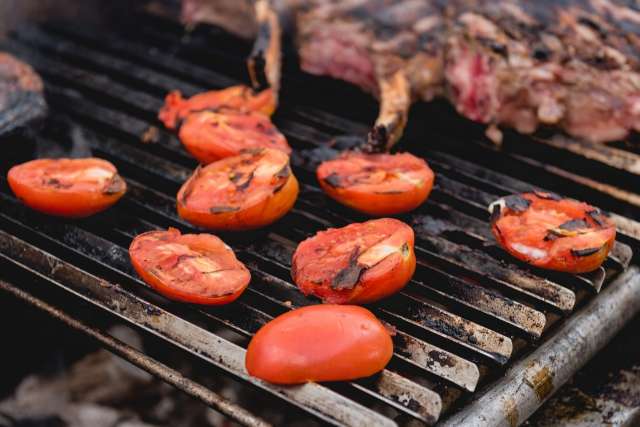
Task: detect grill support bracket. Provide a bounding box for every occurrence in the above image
[442,266,640,426]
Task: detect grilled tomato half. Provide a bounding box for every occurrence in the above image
[158,85,275,130]
[292,218,415,304]
[317,151,434,216]
[129,228,250,305]
[245,305,393,384]
[7,158,126,218]
[177,148,298,230]
[490,192,616,273]
[178,110,291,164]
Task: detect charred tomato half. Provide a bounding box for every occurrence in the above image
[292,218,415,304]
[317,151,434,216]
[177,148,298,230]
[158,85,275,130]
[129,228,250,305]
[178,110,291,164]
[490,192,616,273]
[8,158,126,218]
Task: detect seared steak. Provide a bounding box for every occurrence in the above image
[181,0,640,147]
[446,0,640,144]
[0,53,46,136]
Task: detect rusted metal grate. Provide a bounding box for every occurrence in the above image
[1,11,640,426]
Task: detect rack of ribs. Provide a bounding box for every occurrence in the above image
[181,0,640,150]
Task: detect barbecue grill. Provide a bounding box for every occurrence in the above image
[1,7,640,426]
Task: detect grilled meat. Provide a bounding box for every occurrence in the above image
[182,0,640,148]
[0,53,46,136]
[446,1,640,144]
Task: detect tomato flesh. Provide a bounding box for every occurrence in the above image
[317,151,434,216]
[490,192,616,273]
[292,218,416,304]
[7,158,126,218]
[177,148,299,230]
[158,85,275,130]
[129,228,250,305]
[178,110,291,164]
[245,305,393,384]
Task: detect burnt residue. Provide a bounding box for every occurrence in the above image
[545,218,590,240]
[504,195,531,212]
[45,178,72,189]
[427,350,456,368]
[331,247,364,290]
[571,246,602,257]
[533,191,562,201]
[274,164,291,180]
[490,204,501,223]
[323,172,343,189]
[503,397,519,427]
[587,209,606,227]
[103,174,127,195]
[179,167,201,206]
[145,304,162,316]
[234,170,254,192]
[273,165,291,194]
[525,366,554,401]
[558,219,589,231]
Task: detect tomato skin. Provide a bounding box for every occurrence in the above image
[245,305,393,384]
[178,110,291,163]
[292,218,416,304]
[158,85,275,130]
[7,158,126,218]
[317,151,434,216]
[491,193,616,273]
[177,148,299,231]
[129,228,250,305]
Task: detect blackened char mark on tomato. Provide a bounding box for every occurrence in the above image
[543,232,558,242]
[401,242,409,257]
[273,165,291,194]
[44,178,72,189]
[331,246,364,290]
[323,172,343,189]
[233,170,255,192]
[571,246,603,257]
[546,219,591,240]
[490,204,501,224]
[504,195,531,212]
[533,191,562,201]
[180,166,202,206]
[210,205,241,214]
[104,175,126,195]
[558,219,590,231]
[587,210,606,227]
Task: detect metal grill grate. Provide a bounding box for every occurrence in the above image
[1,11,640,426]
